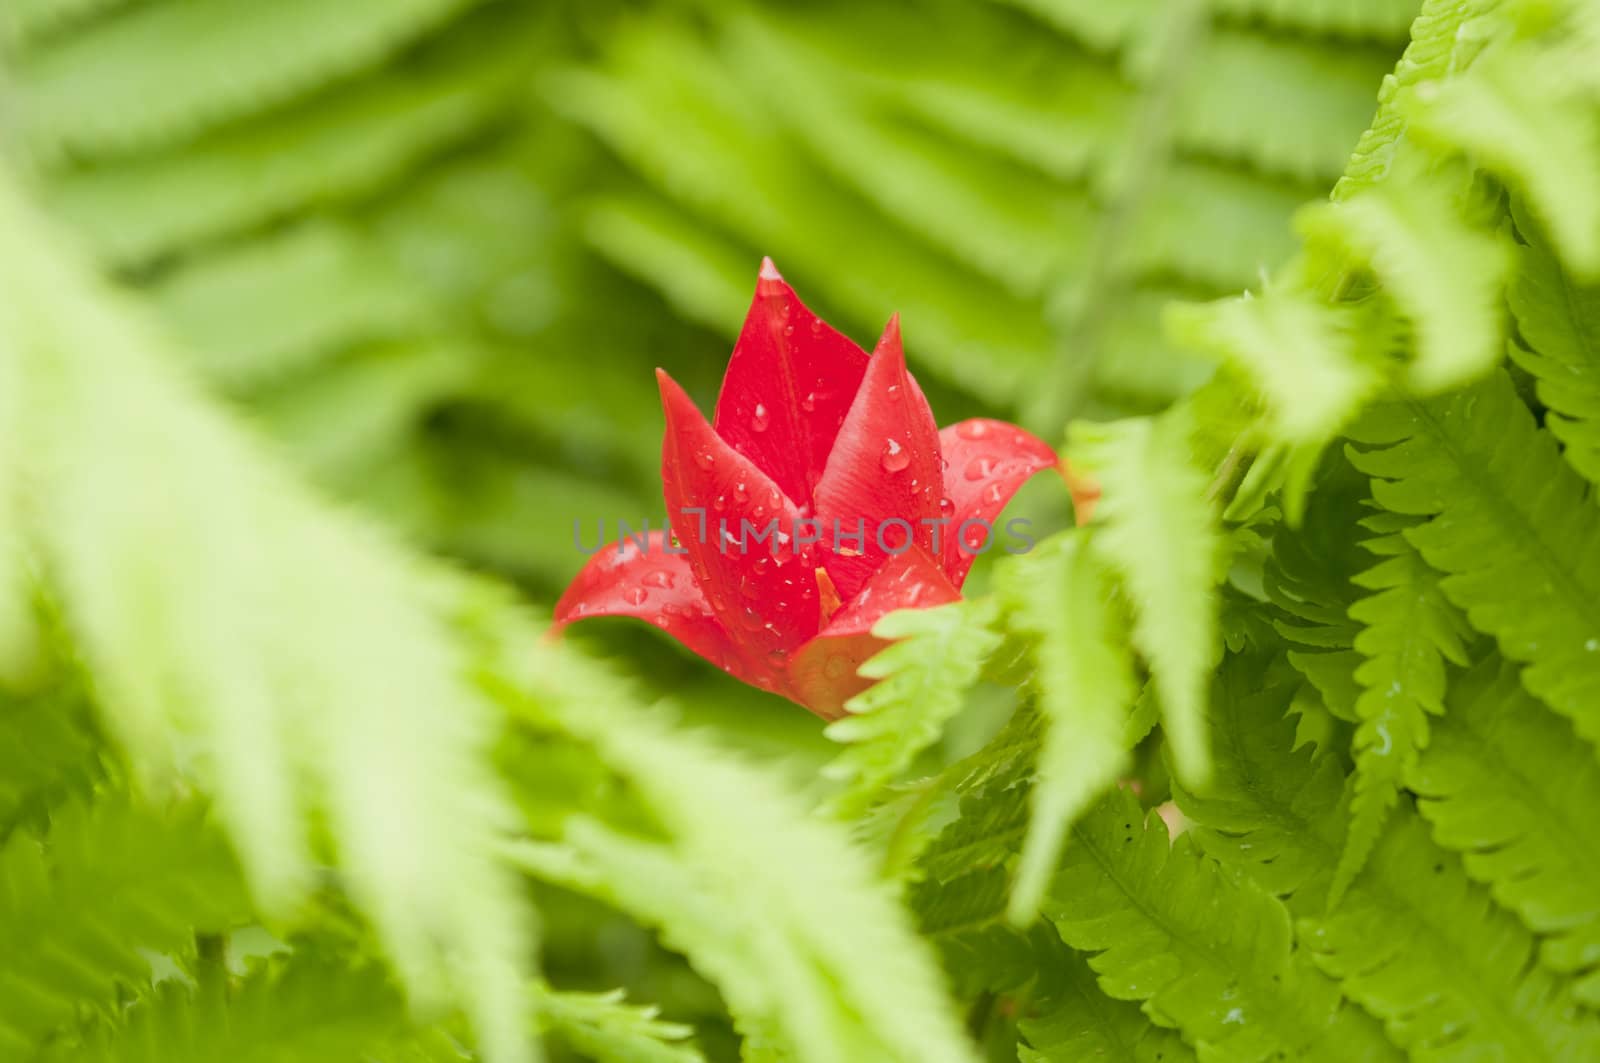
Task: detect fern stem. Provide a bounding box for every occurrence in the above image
[1029,0,1210,435]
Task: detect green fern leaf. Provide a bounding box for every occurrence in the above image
[1044,787,1397,1061]
[0,678,100,835]
[1407,30,1600,274]
[1309,809,1600,1059]
[0,174,536,1063]
[822,600,1003,820]
[50,948,419,1063]
[0,0,136,52]
[1346,371,1600,757]
[45,15,531,267]
[1177,656,1600,1058]
[1019,932,1195,1063]
[152,221,429,391]
[910,865,1038,998]
[517,647,981,1063]
[1412,656,1600,1006]
[998,533,1135,922]
[1332,517,1469,903]
[0,797,252,1056]
[1071,407,1220,785]
[1297,162,1509,392]
[1166,292,1377,445]
[1209,0,1420,42]
[1507,225,1600,486]
[11,0,487,161]
[537,986,706,1063]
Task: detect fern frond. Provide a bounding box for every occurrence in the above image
[1298,161,1510,391]
[1210,0,1420,42]
[1346,371,1600,756]
[11,0,486,161]
[0,174,536,1062]
[152,221,429,391]
[997,533,1135,922]
[1332,516,1469,903]
[518,645,980,1063]
[1178,30,1398,184]
[1071,407,1220,785]
[1406,28,1600,275]
[1335,0,1498,200]
[1044,787,1398,1061]
[1018,932,1195,1063]
[1412,656,1600,1005]
[0,797,252,1056]
[1508,225,1600,486]
[0,679,99,834]
[910,865,1037,997]
[45,19,530,267]
[1166,292,1376,444]
[1310,808,1600,1059]
[1177,656,1600,1058]
[547,26,1053,406]
[988,0,1155,56]
[1126,161,1305,291]
[49,948,420,1063]
[582,195,751,335]
[537,986,706,1063]
[822,600,1002,820]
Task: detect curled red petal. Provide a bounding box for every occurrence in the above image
[659,369,822,659]
[811,316,944,600]
[785,545,961,719]
[937,419,1059,587]
[712,258,871,507]
[552,532,785,694]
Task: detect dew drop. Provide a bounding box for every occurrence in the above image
[751,403,770,432]
[623,587,649,606]
[801,391,817,412]
[964,456,997,481]
[713,494,727,512]
[881,438,910,473]
[739,576,763,600]
[957,421,991,441]
[733,480,749,503]
[643,570,676,589]
[784,324,795,337]
[768,650,789,668]
[984,483,1004,505]
[939,496,955,516]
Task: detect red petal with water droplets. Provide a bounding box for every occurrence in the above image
[938,419,1059,586]
[552,532,785,693]
[712,258,871,507]
[659,369,822,659]
[785,544,961,718]
[811,317,943,600]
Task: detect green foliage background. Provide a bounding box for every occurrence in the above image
[3,0,1600,1059]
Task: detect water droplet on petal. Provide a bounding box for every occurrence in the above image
[751,403,770,432]
[713,494,727,512]
[643,570,676,589]
[783,324,795,337]
[964,456,997,481]
[693,448,715,470]
[881,438,910,473]
[801,391,817,412]
[957,421,991,441]
[939,496,955,516]
[733,480,749,503]
[984,483,1004,505]
[652,614,669,628]
[624,587,649,606]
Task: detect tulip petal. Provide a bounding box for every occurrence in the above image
[659,369,822,660]
[786,545,961,718]
[811,317,944,599]
[937,419,1059,586]
[712,258,871,506]
[552,532,786,693]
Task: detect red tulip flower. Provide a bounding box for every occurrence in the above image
[555,260,1064,717]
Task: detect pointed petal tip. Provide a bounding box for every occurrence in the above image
[874,313,903,357]
[758,255,783,281]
